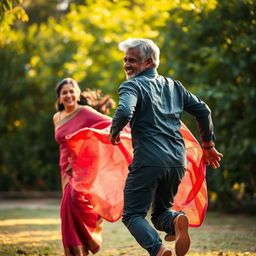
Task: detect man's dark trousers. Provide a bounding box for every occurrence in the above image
[122,165,185,256]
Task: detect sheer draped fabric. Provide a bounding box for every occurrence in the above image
[66,115,207,227]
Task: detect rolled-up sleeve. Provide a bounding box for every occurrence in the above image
[110,82,138,137]
[179,82,215,142]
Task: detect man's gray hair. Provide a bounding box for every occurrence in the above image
[119,38,160,68]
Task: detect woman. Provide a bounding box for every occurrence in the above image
[53,78,115,256]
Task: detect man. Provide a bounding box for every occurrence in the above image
[109,38,223,256]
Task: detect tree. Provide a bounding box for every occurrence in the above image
[160,0,256,212]
[0,0,172,191]
[0,0,28,35]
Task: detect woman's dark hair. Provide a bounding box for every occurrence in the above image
[55,78,115,115]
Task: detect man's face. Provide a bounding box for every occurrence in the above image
[123,47,150,80]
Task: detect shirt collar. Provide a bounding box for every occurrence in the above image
[137,68,158,78]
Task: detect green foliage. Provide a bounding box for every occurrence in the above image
[22,0,88,25]
[160,0,256,212]
[0,0,173,191]
[0,0,28,34]
[0,33,59,190]
[0,0,255,212]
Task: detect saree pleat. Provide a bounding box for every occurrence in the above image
[61,184,102,255]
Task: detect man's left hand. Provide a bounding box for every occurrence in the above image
[109,133,121,145]
[203,147,223,169]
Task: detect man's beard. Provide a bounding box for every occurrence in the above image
[125,70,137,80]
[126,73,135,80]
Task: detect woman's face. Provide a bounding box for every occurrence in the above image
[59,83,80,110]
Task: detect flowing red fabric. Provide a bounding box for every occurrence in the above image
[173,123,207,227]
[66,117,207,226]
[66,121,132,222]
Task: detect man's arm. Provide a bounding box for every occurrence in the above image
[180,83,223,168]
[110,83,138,145]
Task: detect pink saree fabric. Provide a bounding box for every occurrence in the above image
[173,122,207,227]
[66,109,208,227]
[66,123,132,222]
[55,106,112,255]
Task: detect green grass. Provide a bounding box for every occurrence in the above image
[0,207,255,256]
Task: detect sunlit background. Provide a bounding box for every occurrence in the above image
[0,0,255,255]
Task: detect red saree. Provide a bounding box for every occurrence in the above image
[66,110,208,227]
[55,106,113,256]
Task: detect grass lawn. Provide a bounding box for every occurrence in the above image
[0,205,255,256]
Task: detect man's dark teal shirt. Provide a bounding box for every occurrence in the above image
[111,68,215,168]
